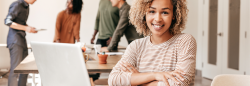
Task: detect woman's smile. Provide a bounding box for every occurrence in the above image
[152,23,165,31]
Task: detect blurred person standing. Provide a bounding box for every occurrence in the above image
[90,0,119,47]
[89,0,119,81]
[4,0,37,86]
[101,0,143,52]
[54,0,83,43]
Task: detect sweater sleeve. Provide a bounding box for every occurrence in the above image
[107,8,130,51]
[158,34,197,86]
[4,2,20,26]
[73,14,81,40]
[53,11,64,42]
[108,40,139,86]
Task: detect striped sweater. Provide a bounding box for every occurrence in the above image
[108,33,197,86]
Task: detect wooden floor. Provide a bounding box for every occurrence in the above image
[0,71,212,86]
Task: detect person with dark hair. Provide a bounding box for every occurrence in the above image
[89,0,119,81]
[4,0,37,86]
[54,0,83,43]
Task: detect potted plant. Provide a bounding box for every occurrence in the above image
[98,52,108,64]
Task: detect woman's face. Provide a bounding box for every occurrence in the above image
[146,0,174,36]
[110,0,119,7]
[25,0,37,4]
[67,0,73,10]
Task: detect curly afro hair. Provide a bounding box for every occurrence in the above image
[129,0,188,36]
[72,0,83,13]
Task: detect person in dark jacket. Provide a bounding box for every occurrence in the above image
[90,0,119,47]
[4,0,37,86]
[101,0,143,52]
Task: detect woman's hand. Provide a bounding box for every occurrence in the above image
[153,70,186,86]
[120,61,139,73]
[56,40,60,43]
[119,61,186,86]
[76,39,80,42]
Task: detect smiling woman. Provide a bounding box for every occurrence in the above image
[108,0,196,86]
[129,0,188,36]
[25,0,37,4]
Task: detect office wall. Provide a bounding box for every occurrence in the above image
[0,0,66,43]
[183,0,198,41]
[183,0,200,70]
[0,0,198,45]
[196,0,204,71]
[0,0,132,46]
[0,0,199,68]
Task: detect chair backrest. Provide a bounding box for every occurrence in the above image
[211,74,250,86]
[31,42,91,86]
[0,44,10,69]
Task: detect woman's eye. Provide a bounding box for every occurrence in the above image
[162,12,169,14]
[149,11,155,13]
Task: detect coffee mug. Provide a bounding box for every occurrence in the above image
[94,44,101,54]
[82,52,89,63]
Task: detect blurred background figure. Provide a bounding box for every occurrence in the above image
[90,0,119,47]
[4,0,37,86]
[101,0,143,52]
[53,0,83,43]
[89,0,119,81]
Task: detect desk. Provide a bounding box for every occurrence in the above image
[1,44,124,50]
[0,44,31,49]
[86,44,126,50]
[14,51,122,74]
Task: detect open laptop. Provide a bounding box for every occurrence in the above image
[30,42,91,86]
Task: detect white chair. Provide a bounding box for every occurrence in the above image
[27,74,42,86]
[211,74,250,86]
